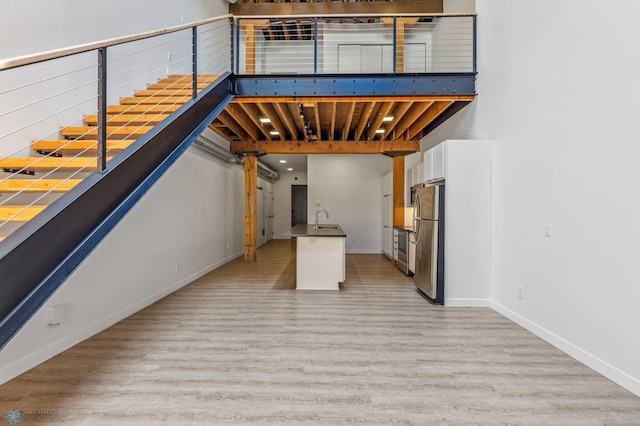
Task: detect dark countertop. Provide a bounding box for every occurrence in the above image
[287,224,347,238]
[395,225,416,232]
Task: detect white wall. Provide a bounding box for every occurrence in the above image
[308,155,391,253]
[422,0,640,396]
[0,144,245,384]
[273,171,308,238]
[0,0,227,58]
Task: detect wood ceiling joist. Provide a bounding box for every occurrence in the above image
[259,103,289,140]
[367,101,395,141]
[392,102,434,140]
[354,101,376,141]
[272,102,297,140]
[216,110,249,140]
[239,103,272,141]
[382,101,413,139]
[406,100,454,140]
[313,102,321,142]
[329,102,337,141]
[226,104,261,141]
[342,102,356,141]
[230,139,419,155]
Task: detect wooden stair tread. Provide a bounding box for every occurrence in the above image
[0,206,47,221]
[161,74,219,83]
[107,104,181,114]
[134,89,203,97]
[60,126,153,139]
[83,114,169,126]
[0,157,111,172]
[147,82,211,90]
[0,179,82,193]
[119,96,190,105]
[33,140,135,152]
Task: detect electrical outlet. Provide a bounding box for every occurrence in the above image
[518,286,524,299]
[352,239,356,245]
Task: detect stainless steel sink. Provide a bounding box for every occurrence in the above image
[318,225,340,229]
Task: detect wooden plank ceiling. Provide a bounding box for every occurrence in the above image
[211,95,473,155]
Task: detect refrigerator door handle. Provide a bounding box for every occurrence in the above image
[414,194,421,241]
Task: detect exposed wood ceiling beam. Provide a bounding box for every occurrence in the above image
[313,102,321,142]
[367,101,395,141]
[354,101,376,141]
[342,102,356,141]
[329,102,337,142]
[274,102,298,140]
[226,104,261,141]
[239,103,272,141]
[257,102,288,140]
[383,101,413,139]
[215,110,249,140]
[406,100,454,140]
[230,140,420,155]
[393,102,433,140]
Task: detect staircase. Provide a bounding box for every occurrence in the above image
[0,74,219,243]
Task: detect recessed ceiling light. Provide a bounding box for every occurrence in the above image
[287,168,293,171]
[279,160,287,163]
[375,129,385,134]
[270,131,279,135]
[382,116,394,122]
[259,117,271,123]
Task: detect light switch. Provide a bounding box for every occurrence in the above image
[544,223,551,237]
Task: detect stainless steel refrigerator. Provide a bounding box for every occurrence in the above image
[413,184,445,304]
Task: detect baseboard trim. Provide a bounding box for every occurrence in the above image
[0,250,242,385]
[490,300,640,397]
[445,298,490,307]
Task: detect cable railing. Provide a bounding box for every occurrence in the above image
[0,15,232,242]
[0,12,476,244]
[233,13,476,74]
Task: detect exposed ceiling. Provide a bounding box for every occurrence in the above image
[209,96,471,156]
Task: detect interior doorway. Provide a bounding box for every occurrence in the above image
[291,185,307,227]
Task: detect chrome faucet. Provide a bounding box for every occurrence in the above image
[314,209,329,229]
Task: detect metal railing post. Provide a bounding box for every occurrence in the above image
[472,15,477,73]
[392,16,397,74]
[97,48,107,173]
[313,17,318,74]
[192,26,198,99]
[235,18,241,74]
[230,18,235,74]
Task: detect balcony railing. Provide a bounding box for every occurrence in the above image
[234,13,476,74]
[0,12,476,243]
[0,16,232,242]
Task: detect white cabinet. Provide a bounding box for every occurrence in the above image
[432,143,445,180]
[408,230,416,274]
[423,149,434,182]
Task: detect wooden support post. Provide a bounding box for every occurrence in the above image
[392,155,405,228]
[244,155,257,261]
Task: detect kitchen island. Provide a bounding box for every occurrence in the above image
[287,224,346,290]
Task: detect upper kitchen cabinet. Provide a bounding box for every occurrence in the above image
[423,140,446,182]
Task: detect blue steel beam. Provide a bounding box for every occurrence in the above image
[234,73,476,98]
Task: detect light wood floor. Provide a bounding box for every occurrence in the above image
[1,239,639,425]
